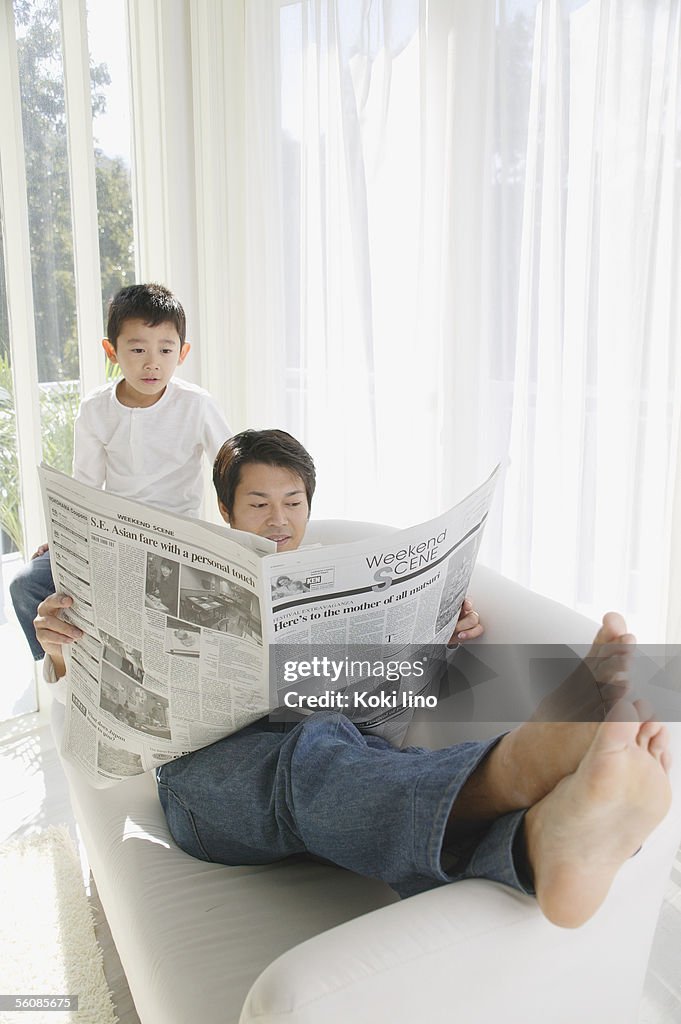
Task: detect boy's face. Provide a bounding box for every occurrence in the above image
[219,462,309,552]
[103,319,189,407]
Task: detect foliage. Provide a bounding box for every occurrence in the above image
[0,0,134,553]
[0,0,135,377]
[0,356,23,553]
[0,352,80,556]
[105,358,121,381]
[40,380,81,476]
[96,150,136,316]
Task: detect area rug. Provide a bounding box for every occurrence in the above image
[0,826,117,1023]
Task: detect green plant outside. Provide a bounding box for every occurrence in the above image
[0,352,107,556]
[0,350,122,556]
[0,0,132,559]
[0,353,122,556]
[0,354,23,554]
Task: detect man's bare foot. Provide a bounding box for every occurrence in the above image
[531,611,636,723]
[452,614,639,821]
[524,702,672,927]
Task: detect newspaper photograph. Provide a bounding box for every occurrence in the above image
[39,464,498,786]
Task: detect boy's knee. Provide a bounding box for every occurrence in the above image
[9,572,27,603]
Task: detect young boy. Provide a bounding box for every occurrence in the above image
[10,282,231,658]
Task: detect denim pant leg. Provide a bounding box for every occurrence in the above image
[9,550,54,660]
[157,711,532,900]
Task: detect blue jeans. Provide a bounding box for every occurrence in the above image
[9,549,54,660]
[157,711,532,900]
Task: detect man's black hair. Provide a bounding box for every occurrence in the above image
[213,429,316,517]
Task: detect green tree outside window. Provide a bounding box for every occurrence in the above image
[0,0,134,554]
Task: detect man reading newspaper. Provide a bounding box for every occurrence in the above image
[36,430,672,928]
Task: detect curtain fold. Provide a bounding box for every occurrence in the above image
[240,0,681,639]
[498,0,681,637]
[244,0,288,426]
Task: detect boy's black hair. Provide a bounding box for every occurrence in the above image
[106,283,187,349]
[213,430,316,517]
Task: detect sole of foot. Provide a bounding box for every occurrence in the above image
[524,701,672,928]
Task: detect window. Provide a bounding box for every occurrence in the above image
[0,0,135,719]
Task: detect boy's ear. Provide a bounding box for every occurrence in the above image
[218,499,230,525]
[102,338,118,363]
[178,342,191,365]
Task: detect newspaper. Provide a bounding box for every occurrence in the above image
[39,464,498,786]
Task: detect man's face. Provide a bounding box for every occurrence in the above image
[105,319,188,407]
[160,564,172,578]
[221,463,309,552]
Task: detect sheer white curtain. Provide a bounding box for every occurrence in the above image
[246,0,437,521]
[498,0,681,641]
[242,0,681,640]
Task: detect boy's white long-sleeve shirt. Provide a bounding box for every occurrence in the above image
[72,378,231,518]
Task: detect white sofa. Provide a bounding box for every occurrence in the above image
[51,521,681,1024]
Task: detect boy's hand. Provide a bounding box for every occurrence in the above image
[34,593,83,679]
[31,542,50,559]
[448,597,484,645]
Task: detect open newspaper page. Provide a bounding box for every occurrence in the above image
[263,466,499,744]
[39,466,274,788]
[40,464,498,784]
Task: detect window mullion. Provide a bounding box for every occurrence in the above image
[59,0,106,395]
[0,0,45,554]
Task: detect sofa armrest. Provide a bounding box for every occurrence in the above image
[242,574,681,1024]
[242,724,681,1024]
[469,563,599,645]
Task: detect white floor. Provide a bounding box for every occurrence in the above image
[0,717,140,1024]
[0,554,140,1023]
[0,552,41,721]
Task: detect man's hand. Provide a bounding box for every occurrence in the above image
[34,593,83,679]
[450,597,484,644]
[31,542,49,559]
